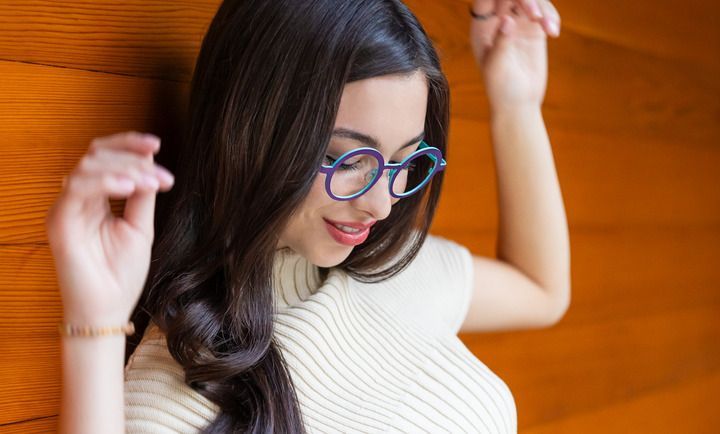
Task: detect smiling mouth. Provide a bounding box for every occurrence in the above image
[324,218,376,231]
[323,218,373,246]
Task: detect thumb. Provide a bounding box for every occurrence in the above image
[123,155,159,237]
[498,14,516,38]
[123,186,157,237]
[485,14,516,63]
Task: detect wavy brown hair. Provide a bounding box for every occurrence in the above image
[125,0,450,432]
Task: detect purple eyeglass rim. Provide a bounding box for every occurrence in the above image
[318,140,447,201]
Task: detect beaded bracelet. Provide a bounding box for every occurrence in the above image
[58,320,135,337]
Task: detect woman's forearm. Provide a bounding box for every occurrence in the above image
[489,104,571,313]
[60,331,126,434]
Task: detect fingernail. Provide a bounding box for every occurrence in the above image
[142,133,161,145]
[550,21,559,35]
[155,166,175,184]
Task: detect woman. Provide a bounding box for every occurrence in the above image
[46,0,566,432]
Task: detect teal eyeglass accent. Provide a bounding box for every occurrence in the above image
[319,140,447,201]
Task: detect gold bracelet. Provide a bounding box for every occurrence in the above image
[58,320,135,337]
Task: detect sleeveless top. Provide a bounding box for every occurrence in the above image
[124,233,518,433]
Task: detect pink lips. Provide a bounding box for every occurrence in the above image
[325,218,377,230]
[323,218,375,246]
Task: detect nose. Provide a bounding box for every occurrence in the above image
[351,170,394,220]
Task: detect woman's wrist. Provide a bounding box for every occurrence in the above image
[490,102,543,121]
[58,321,135,338]
[60,309,134,339]
[62,308,130,327]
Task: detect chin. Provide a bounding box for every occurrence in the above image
[280,224,357,268]
[309,245,353,268]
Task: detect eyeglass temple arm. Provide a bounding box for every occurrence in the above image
[419,141,447,170]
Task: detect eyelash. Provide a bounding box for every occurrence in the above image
[323,156,416,172]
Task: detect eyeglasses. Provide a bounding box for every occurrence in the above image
[318,140,447,201]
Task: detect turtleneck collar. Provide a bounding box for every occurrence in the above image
[272,247,325,308]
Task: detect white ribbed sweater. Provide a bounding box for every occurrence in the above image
[124,234,517,433]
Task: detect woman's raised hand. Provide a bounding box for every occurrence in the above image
[45,131,175,326]
[470,0,561,113]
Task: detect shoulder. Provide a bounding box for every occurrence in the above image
[352,232,474,336]
[124,322,220,433]
[419,234,474,326]
[412,233,475,333]
[400,232,473,289]
[418,233,473,270]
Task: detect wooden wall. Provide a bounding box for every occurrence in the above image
[1,0,717,432]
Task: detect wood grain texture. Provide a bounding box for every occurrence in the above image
[1,0,718,431]
[0,415,58,434]
[0,0,219,82]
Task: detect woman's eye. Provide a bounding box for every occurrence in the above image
[390,160,416,171]
[324,155,361,171]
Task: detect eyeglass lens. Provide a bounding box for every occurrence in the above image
[328,151,437,198]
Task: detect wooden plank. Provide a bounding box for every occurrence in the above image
[435,120,720,231]
[1,1,718,79]
[0,0,219,82]
[522,369,720,434]
[0,415,58,433]
[0,338,60,426]
[461,304,720,429]
[0,59,188,243]
[0,0,716,147]
[436,226,720,326]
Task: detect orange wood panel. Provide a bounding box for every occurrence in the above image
[460,304,720,429]
[0,0,219,82]
[0,59,189,244]
[0,0,718,431]
[0,416,58,434]
[523,369,720,434]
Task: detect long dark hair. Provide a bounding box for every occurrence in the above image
[126,0,450,432]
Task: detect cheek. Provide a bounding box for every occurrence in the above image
[309,173,334,208]
[295,174,335,219]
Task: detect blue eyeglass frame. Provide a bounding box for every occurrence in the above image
[318,140,447,201]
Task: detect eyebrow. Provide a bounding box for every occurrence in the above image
[331,128,425,152]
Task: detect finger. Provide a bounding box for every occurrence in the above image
[503,0,549,38]
[487,1,515,44]
[88,130,160,157]
[90,147,175,188]
[62,170,152,205]
[499,13,517,36]
[62,163,163,238]
[75,149,174,192]
[539,0,561,36]
[122,172,159,238]
[519,0,543,21]
[472,0,496,14]
[89,139,171,235]
[471,0,504,63]
[57,156,170,224]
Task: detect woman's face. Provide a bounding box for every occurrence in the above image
[277,71,429,267]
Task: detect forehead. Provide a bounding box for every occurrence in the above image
[333,71,428,151]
